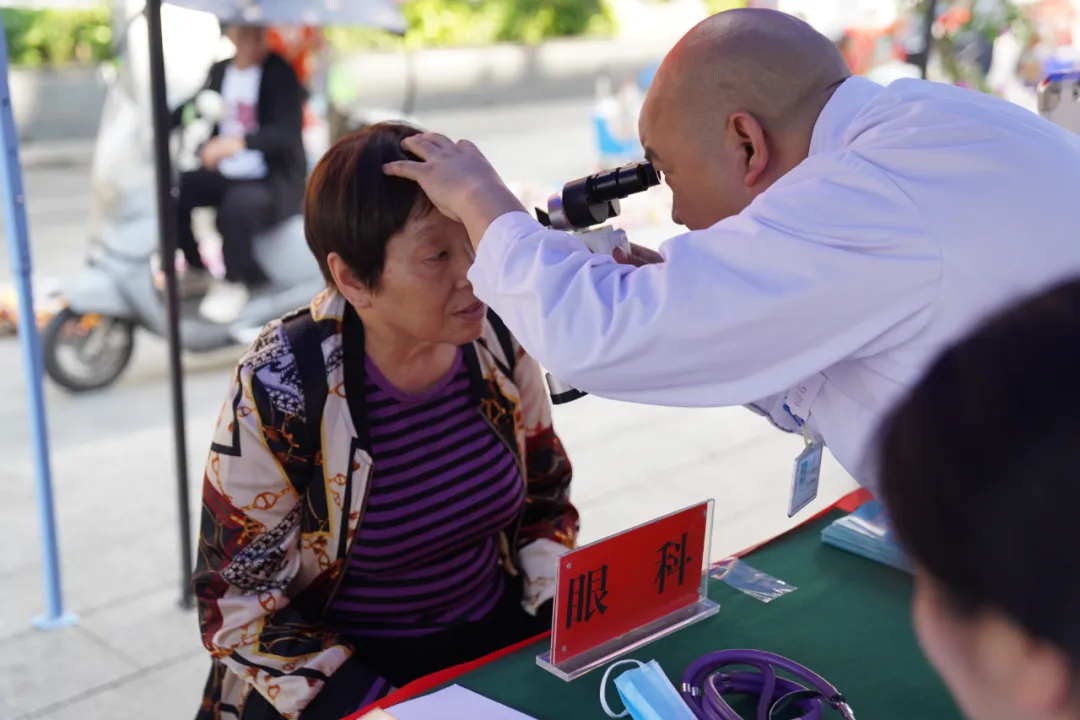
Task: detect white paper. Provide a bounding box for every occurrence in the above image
[388,685,538,720]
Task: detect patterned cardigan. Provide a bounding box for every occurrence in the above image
[193,290,579,719]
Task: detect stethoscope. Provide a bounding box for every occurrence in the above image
[681,650,857,720]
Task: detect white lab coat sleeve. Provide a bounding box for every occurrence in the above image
[467,150,942,407]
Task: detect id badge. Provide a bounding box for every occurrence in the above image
[788,438,823,518]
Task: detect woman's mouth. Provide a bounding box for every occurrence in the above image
[454,301,486,321]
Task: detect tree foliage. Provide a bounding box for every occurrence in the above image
[325,0,615,53]
[703,0,746,14]
[2,6,113,67]
[3,0,616,67]
[910,0,1035,91]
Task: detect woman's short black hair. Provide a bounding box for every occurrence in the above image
[304,122,432,288]
[879,278,1080,663]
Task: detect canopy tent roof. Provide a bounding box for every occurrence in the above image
[0,0,407,33]
[162,0,406,32]
[0,0,104,6]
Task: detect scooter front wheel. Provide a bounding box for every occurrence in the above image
[42,308,135,392]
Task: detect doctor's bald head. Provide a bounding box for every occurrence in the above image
[639,8,851,230]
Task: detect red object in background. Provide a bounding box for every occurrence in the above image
[550,502,709,665]
[267,26,324,129]
[938,6,973,34]
[267,26,322,86]
[839,23,903,77]
[1031,0,1078,47]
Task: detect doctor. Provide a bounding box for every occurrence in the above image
[384,8,1080,492]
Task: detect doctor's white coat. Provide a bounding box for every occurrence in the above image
[467,76,1080,491]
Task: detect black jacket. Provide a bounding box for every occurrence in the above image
[173,52,306,221]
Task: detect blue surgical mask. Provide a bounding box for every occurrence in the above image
[600,659,696,720]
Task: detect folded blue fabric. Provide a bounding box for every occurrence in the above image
[820,501,911,573]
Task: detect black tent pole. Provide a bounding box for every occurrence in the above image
[919,0,938,79]
[145,0,195,610]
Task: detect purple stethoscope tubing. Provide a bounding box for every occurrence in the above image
[681,649,856,720]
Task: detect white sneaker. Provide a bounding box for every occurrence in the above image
[198,280,250,324]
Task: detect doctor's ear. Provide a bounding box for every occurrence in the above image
[726,112,769,188]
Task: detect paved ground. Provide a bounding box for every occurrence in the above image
[0,96,857,719]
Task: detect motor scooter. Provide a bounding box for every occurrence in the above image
[42,5,415,392]
[42,16,323,392]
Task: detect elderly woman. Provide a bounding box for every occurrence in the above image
[192,123,579,720]
[879,278,1080,720]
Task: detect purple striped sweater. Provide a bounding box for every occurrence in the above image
[325,348,525,640]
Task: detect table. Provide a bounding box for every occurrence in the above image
[354,499,962,719]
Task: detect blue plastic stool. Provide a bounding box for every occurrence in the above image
[593,113,643,167]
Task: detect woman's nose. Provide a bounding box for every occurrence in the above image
[453,253,474,288]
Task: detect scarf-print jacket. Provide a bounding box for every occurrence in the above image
[193,291,579,719]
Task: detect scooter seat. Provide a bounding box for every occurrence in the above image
[252,214,322,289]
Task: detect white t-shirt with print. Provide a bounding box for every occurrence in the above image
[217,64,268,180]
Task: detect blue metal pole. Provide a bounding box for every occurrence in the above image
[0,12,76,631]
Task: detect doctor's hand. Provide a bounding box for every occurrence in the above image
[613,243,664,267]
[384,133,526,245]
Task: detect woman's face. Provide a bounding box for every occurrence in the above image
[913,572,1074,720]
[360,209,486,347]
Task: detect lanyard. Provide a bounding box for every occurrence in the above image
[783,375,826,518]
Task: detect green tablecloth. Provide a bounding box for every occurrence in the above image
[447,511,962,719]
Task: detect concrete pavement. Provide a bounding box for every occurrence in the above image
[16,141,96,170]
[0,96,858,719]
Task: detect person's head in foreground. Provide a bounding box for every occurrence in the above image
[638,8,851,229]
[880,279,1080,720]
[306,121,488,358]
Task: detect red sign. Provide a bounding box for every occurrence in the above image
[550,502,709,665]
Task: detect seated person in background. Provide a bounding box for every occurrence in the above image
[879,278,1080,720]
[193,123,578,720]
[173,23,306,324]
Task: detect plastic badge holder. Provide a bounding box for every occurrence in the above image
[537,501,720,681]
[710,558,797,603]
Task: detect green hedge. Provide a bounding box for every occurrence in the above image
[2,0,617,67]
[325,0,616,52]
[2,7,113,67]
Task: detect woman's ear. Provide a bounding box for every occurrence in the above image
[327,253,373,309]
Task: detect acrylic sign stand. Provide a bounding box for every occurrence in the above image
[537,500,718,681]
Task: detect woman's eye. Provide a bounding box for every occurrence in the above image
[428,251,449,262]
